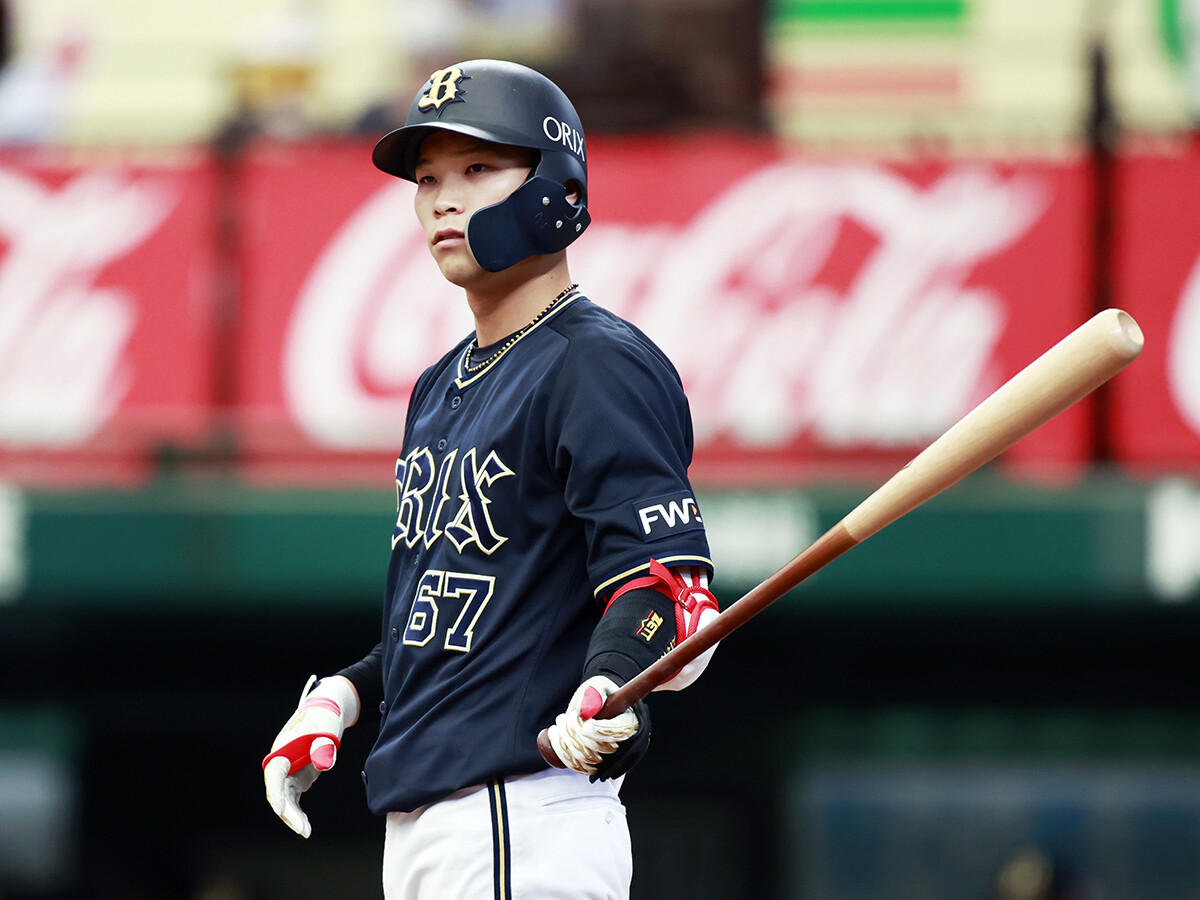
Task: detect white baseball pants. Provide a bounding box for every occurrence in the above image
[382,768,632,899]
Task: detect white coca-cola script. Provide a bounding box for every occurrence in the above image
[0,167,174,446]
[284,162,1050,451]
[1169,253,1200,434]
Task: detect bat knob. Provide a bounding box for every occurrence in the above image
[537,728,565,768]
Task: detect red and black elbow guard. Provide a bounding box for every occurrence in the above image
[582,559,717,685]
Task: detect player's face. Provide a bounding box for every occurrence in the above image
[412,131,536,286]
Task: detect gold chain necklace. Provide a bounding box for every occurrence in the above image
[462,283,578,375]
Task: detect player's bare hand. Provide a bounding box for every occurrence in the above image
[262,675,359,838]
[546,675,650,782]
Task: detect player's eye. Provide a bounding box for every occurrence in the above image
[465,162,491,175]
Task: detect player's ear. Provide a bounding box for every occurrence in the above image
[565,179,582,207]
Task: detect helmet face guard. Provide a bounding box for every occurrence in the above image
[372,60,590,272]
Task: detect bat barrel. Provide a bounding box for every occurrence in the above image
[841,308,1143,543]
[1100,308,1145,359]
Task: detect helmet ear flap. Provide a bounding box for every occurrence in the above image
[466,176,591,272]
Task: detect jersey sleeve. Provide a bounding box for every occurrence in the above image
[544,327,712,596]
[335,642,384,718]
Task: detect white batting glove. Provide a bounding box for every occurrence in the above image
[262,674,359,838]
[546,675,642,778]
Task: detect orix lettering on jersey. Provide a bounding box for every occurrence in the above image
[392,446,514,555]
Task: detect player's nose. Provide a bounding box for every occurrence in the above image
[432,185,463,217]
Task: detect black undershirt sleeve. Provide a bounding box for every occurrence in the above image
[335,642,384,719]
[582,587,678,686]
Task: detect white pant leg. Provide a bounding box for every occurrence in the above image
[506,769,631,900]
[383,784,495,900]
[382,769,631,900]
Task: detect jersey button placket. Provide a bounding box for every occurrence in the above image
[439,394,460,453]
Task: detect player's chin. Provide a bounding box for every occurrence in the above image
[433,256,484,287]
[428,245,485,283]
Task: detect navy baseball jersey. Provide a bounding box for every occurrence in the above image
[362,290,713,814]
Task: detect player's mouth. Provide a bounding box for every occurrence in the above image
[432,228,465,247]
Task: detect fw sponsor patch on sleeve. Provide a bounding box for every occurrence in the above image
[633,492,703,541]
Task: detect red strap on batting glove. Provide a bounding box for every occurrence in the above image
[261,696,343,775]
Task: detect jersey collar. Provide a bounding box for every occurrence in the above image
[453,290,583,388]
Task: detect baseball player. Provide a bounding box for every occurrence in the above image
[262,59,720,899]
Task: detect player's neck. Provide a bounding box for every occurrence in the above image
[466,257,574,347]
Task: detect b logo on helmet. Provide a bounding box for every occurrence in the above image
[418,67,469,112]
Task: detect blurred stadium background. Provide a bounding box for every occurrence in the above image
[2,0,1200,897]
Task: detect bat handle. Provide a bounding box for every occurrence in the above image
[534,526,859,769]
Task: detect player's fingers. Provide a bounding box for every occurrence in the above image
[547,719,600,775]
[309,736,337,771]
[588,707,640,743]
[264,757,313,838]
[278,789,313,839]
[263,755,290,814]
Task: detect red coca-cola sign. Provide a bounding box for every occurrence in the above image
[0,149,217,483]
[240,137,1094,483]
[0,139,1103,485]
[1110,147,1200,470]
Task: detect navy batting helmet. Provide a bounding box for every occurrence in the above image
[373,59,590,272]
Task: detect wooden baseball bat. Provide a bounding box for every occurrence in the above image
[538,308,1144,767]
